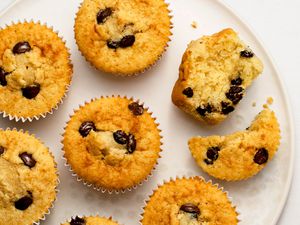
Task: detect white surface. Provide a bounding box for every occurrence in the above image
[0,0,296,225]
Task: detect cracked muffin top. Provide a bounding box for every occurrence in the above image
[141,177,238,225]
[0,129,58,225]
[63,96,162,191]
[61,216,119,225]
[172,28,263,125]
[0,22,72,120]
[74,0,172,75]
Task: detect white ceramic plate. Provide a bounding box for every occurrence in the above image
[0,0,294,225]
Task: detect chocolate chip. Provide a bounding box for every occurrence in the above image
[119,35,135,48]
[113,130,128,145]
[221,102,234,115]
[180,203,200,218]
[196,104,212,116]
[182,87,194,98]
[204,158,213,165]
[79,121,97,137]
[127,133,136,154]
[19,152,36,168]
[0,146,4,155]
[231,77,243,85]
[0,67,9,86]
[107,40,119,49]
[240,50,254,58]
[128,102,144,116]
[14,193,33,210]
[70,216,86,225]
[22,84,40,99]
[254,148,269,165]
[13,41,32,54]
[206,147,219,161]
[226,86,244,104]
[97,7,113,24]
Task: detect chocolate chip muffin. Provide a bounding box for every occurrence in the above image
[189,108,280,180]
[63,96,162,191]
[74,0,172,75]
[141,177,238,225]
[61,216,119,225]
[172,28,263,125]
[0,22,72,121]
[0,129,58,225]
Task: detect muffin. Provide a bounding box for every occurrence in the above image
[63,96,162,191]
[189,108,280,180]
[172,28,263,125]
[141,177,238,225]
[0,129,58,225]
[61,216,119,225]
[0,21,72,121]
[74,0,172,75]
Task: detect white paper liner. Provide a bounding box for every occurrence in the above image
[139,176,241,224]
[61,95,163,194]
[74,1,173,76]
[0,19,73,122]
[0,128,60,225]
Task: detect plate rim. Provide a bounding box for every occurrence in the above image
[0,0,21,18]
[213,0,295,224]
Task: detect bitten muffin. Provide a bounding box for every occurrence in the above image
[0,129,58,225]
[74,0,172,75]
[141,177,238,225]
[63,96,162,191]
[172,28,263,125]
[189,108,280,181]
[0,22,72,121]
[61,215,119,225]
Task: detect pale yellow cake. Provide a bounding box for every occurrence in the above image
[61,216,119,225]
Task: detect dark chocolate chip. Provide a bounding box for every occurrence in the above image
[206,147,219,161]
[196,104,212,116]
[79,121,97,137]
[221,102,235,115]
[231,77,243,85]
[127,133,136,154]
[180,203,200,218]
[15,194,33,210]
[113,130,128,145]
[182,87,194,98]
[128,102,144,116]
[119,35,135,48]
[13,41,32,54]
[19,152,36,168]
[240,50,254,58]
[0,146,4,155]
[70,216,86,225]
[0,67,9,86]
[22,84,40,99]
[226,86,244,104]
[96,7,113,24]
[204,158,213,165]
[107,40,119,49]
[254,148,269,165]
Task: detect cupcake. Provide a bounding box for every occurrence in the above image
[61,216,120,225]
[141,177,238,225]
[189,108,280,180]
[0,21,72,122]
[63,96,162,192]
[74,0,172,75]
[0,129,58,225]
[172,28,263,125]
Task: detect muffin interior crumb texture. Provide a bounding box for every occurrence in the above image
[188,108,280,180]
[0,22,72,119]
[0,130,57,225]
[172,28,264,124]
[75,0,172,75]
[61,216,119,225]
[142,177,238,225]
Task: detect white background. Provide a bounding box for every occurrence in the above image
[0,0,299,224]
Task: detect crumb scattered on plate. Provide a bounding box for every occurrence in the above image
[191,21,198,29]
[267,97,274,105]
[252,102,256,107]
